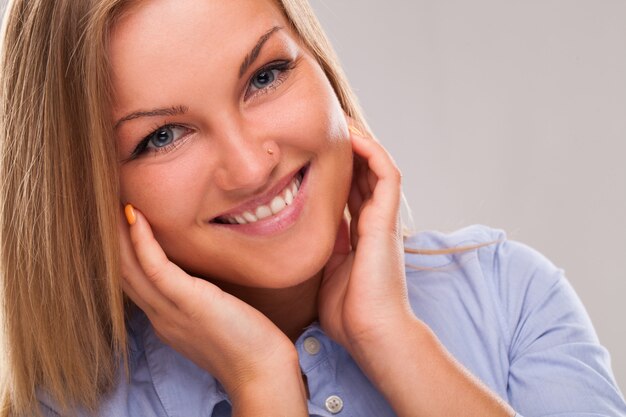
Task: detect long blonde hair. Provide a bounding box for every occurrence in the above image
[0,0,369,415]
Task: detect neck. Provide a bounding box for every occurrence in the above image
[215,272,322,342]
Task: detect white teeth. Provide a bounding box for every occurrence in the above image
[255,205,272,219]
[270,195,287,214]
[243,211,257,223]
[284,188,293,205]
[218,171,304,224]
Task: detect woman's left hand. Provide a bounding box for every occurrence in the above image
[318,122,414,359]
[318,125,514,417]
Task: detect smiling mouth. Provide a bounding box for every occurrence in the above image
[211,164,308,225]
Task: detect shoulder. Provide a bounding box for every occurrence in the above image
[401,225,553,390]
[402,225,577,381]
[403,224,566,319]
[403,224,588,342]
[403,225,626,415]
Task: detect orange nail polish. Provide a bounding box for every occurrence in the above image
[124,204,136,225]
[349,125,365,137]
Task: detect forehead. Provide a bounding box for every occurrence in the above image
[112,0,286,42]
[108,0,292,112]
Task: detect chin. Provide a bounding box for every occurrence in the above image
[259,232,337,289]
[215,218,339,289]
[222,167,351,289]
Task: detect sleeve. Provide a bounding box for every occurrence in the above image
[485,238,626,417]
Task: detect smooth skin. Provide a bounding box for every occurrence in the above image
[116,0,515,416]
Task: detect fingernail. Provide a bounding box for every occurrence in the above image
[124,204,136,225]
[348,125,363,136]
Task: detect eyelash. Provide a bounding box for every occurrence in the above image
[128,123,191,160]
[244,59,295,100]
[128,59,296,160]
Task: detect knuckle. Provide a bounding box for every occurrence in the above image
[145,270,159,284]
[144,262,166,284]
[141,252,171,285]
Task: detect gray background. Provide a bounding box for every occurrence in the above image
[1,0,624,394]
[311,0,625,391]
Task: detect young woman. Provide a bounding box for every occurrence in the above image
[1,0,624,416]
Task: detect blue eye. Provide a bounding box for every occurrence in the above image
[245,60,294,99]
[129,124,190,159]
[146,125,187,150]
[251,68,277,89]
[148,126,176,148]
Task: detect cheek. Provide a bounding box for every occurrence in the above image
[273,76,352,198]
[119,152,208,228]
[250,68,349,154]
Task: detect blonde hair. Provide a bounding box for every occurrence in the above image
[0,0,370,415]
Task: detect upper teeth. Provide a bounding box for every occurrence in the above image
[220,173,302,225]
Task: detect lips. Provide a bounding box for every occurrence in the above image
[211,164,309,225]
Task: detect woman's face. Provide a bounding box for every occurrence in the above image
[110,0,352,288]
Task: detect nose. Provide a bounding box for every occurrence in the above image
[213,125,280,192]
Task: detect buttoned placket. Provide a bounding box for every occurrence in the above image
[296,325,350,416]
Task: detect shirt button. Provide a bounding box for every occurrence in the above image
[303,336,321,355]
[325,395,344,414]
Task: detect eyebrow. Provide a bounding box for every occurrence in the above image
[115,26,283,129]
[239,26,283,78]
[115,105,188,130]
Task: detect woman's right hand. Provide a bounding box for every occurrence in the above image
[119,205,308,416]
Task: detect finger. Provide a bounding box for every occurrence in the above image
[347,179,363,219]
[126,205,205,308]
[118,215,169,315]
[350,131,402,221]
[350,128,400,190]
[367,167,378,194]
[347,182,362,247]
[349,128,377,199]
[354,154,372,201]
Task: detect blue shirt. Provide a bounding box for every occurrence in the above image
[39,225,626,416]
